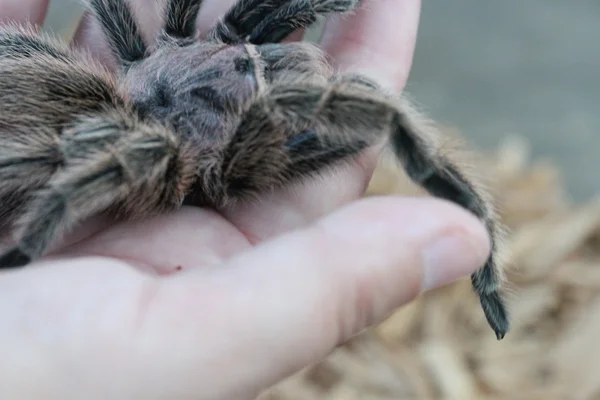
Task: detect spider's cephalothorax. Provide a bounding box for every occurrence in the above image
[0,0,510,339]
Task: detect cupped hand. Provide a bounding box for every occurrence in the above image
[0,1,491,399]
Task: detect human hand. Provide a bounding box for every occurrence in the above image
[0,1,491,399]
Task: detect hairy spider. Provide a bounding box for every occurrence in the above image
[0,0,509,339]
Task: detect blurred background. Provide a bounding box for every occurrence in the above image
[43,0,599,202]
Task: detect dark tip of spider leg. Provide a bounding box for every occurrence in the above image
[471,253,509,339]
[478,280,509,340]
[388,112,511,339]
[0,247,31,269]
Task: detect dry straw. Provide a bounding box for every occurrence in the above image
[259,134,600,399]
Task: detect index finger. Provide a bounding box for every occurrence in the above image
[0,0,49,26]
[319,0,421,92]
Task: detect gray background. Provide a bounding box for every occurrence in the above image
[43,0,600,202]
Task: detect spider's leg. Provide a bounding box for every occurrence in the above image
[160,0,204,43]
[219,78,509,340]
[247,0,361,44]
[0,113,196,268]
[0,23,72,61]
[210,0,360,44]
[209,0,287,43]
[215,77,392,202]
[0,142,62,233]
[387,110,509,339]
[0,26,76,230]
[87,0,147,67]
[216,117,367,204]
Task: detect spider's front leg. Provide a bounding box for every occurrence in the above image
[161,0,204,43]
[0,23,71,61]
[89,0,208,54]
[0,113,196,269]
[209,0,361,44]
[87,0,148,66]
[218,78,510,340]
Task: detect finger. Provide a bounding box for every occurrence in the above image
[69,12,117,68]
[0,0,49,25]
[194,0,237,36]
[57,206,251,275]
[282,29,305,43]
[149,197,490,398]
[320,0,421,92]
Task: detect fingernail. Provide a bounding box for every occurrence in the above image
[422,233,490,291]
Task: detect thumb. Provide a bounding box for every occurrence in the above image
[156,196,490,398]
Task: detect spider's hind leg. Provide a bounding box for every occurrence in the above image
[210,0,361,44]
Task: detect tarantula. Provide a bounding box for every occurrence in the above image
[0,0,509,339]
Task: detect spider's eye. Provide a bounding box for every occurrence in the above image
[234,57,252,74]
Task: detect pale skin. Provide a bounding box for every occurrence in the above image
[0,0,492,399]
